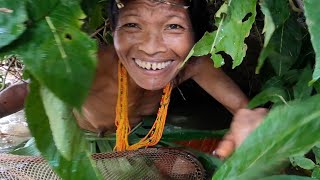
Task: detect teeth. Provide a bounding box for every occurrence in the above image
[134,59,171,70]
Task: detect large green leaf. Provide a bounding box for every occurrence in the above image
[0,0,27,48]
[213,95,320,180]
[259,175,313,180]
[256,14,302,75]
[247,86,288,108]
[0,0,97,108]
[304,0,320,83]
[260,0,290,47]
[40,87,83,160]
[25,79,102,180]
[184,0,257,68]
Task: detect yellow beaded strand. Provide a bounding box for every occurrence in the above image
[115,62,172,151]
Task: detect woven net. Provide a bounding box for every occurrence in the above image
[0,148,205,180]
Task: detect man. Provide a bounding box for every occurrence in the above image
[0,0,266,158]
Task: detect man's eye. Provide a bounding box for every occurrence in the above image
[123,23,139,28]
[167,24,184,30]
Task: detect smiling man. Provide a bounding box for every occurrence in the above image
[75,0,257,154]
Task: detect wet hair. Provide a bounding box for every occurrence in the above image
[108,0,211,42]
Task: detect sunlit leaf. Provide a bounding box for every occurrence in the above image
[290,156,315,170]
[304,0,320,83]
[11,138,41,156]
[213,95,320,179]
[184,0,257,68]
[25,79,102,180]
[40,87,82,160]
[0,0,27,48]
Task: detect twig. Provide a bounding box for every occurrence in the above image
[177,87,187,101]
[0,59,15,91]
[253,22,263,47]
[90,26,105,37]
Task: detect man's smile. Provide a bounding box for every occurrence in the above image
[134,58,173,70]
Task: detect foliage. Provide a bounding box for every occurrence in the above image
[0,0,27,48]
[184,0,257,68]
[1,0,320,179]
[0,0,97,108]
[25,80,102,179]
[304,0,320,83]
[0,0,99,179]
[213,95,320,179]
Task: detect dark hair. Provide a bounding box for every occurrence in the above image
[108,0,211,42]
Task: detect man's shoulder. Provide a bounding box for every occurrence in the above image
[98,44,115,61]
[182,56,209,79]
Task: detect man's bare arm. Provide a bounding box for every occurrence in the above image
[189,56,248,114]
[0,82,28,118]
[188,56,267,158]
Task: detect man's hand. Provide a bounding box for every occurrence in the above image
[214,108,268,158]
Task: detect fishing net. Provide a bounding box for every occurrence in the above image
[0,148,206,180]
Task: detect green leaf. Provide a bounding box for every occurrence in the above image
[184,0,257,68]
[129,117,226,142]
[1,0,97,108]
[0,0,27,48]
[81,0,105,33]
[10,138,41,156]
[40,86,81,160]
[313,146,320,164]
[312,80,320,94]
[213,95,320,180]
[25,79,102,180]
[260,0,290,47]
[304,0,320,83]
[293,67,313,100]
[290,156,315,170]
[247,87,288,108]
[312,166,320,179]
[259,175,314,180]
[256,14,302,74]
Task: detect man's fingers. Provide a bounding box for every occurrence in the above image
[214,135,235,159]
[253,108,268,115]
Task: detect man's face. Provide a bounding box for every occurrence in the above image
[113,0,194,90]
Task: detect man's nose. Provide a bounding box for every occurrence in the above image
[137,31,168,55]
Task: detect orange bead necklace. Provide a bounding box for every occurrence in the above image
[114,62,173,151]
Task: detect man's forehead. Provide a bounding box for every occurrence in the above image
[116,0,189,9]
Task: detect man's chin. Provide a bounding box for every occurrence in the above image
[136,80,169,91]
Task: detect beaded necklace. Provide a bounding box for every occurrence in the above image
[115,62,173,151]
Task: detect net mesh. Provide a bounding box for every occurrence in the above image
[0,148,205,180]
